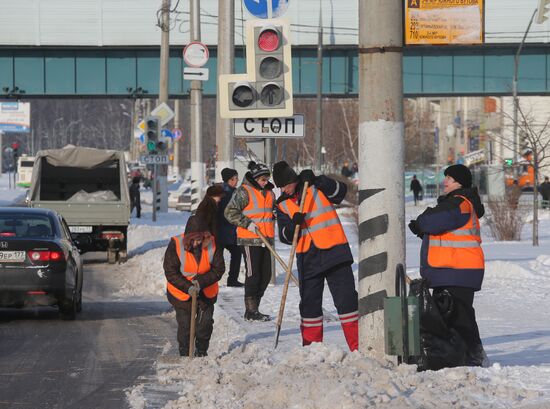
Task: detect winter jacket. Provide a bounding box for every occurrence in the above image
[163,236,225,309]
[414,188,485,290]
[216,183,237,246]
[276,173,353,274]
[539,181,550,200]
[410,179,423,193]
[224,172,275,246]
[129,182,140,204]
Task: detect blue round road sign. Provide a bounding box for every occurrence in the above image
[243,0,289,19]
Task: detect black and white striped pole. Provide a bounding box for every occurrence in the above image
[358,0,405,356]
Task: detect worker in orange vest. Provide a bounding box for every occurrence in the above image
[409,164,488,367]
[163,215,225,357]
[224,161,275,321]
[273,161,358,351]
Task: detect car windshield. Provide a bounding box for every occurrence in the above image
[0,214,54,238]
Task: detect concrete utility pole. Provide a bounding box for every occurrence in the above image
[157,0,171,214]
[314,3,323,173]
[190,0,205,211]
[173,98,181,175]
[215,0,235,181]
[358,0,405,357]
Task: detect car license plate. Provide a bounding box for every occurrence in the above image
[0,251,26,262]
[69,226,93,233]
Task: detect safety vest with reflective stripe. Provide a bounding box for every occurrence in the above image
[236,184,275,240]
[427,195,484,270]
[279,186,348,253]
[166,234,219,301]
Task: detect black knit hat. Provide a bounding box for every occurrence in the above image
[273,161,298,188]
[444,164,472,188]
[248,161,270,179]
[221,167,238,183]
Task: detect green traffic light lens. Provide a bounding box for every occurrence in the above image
[147,141,156,151]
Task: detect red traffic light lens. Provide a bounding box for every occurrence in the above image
[258,29,280,52]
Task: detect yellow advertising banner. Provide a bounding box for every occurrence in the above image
[405,0,484,45]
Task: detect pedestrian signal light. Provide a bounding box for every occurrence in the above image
[218,19,293,119]
[144,116,161,154]
[537,0,550,24]
[504,158,513,166]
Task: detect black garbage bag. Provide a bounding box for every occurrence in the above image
[409,279,467,371]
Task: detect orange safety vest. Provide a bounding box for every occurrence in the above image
[236,184,275,240]
[278,186,348,253]
[427,195,484,270]
[166,234,219,301]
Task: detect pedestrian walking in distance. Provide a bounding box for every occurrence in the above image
[225,161,275,321]
[129,176,141,218]
[163,214,225,357]
[273,161,359,351]
[410,174,423,206]
[217,168,244,287]
[408,164,488,367]
[539,176,550,209]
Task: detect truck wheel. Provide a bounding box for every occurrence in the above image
[117,249,128,263]
[107,249,116,264]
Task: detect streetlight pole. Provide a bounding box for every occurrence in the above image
[513,8,537,163]
[314,2,323,173]
[190,0,204,212]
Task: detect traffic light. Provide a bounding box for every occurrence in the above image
[537,0,550,24]
[504,158,513,166]
[219,18,293,119]
[144,115,164,154]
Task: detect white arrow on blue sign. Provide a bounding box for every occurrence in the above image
[161,129,174,138]
[243,0,289,19]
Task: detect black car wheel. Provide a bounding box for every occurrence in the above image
[76,288,83,313]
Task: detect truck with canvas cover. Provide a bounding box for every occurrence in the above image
[27,146,130,263]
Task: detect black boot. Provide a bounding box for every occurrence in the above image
[244,296,270,321]
[256,296,271,321]
[179,345,190,357]
[195,339,209,357]
[466,344,490,367]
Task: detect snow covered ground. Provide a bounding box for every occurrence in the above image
[117,191,550,409]
[4,174,549,408]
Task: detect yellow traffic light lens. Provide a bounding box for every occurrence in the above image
[232,85,255,107]
[147,130,156,140]
[258,29,280,52]
[260,83,283,106]
[259,57,283,79]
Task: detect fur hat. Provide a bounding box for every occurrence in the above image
[272,161,298,188]
[221,168,238,183]
[183,215,212,250]
[205,184,225,198]
[444,164,472,188]
[248,161,270,179]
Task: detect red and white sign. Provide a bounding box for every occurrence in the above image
[183,42,209,68]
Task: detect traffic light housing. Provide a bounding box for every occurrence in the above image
[537,0,550,24]
[144,115,164,154]
[219,19,293,119]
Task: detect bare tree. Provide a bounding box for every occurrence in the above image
[491,104,550,246]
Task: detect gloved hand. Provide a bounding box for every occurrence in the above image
[187,285,199,297]
[292,212,305,225]
[247,222,258,233]
[299,169,316,185]
[408,220,422,237]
